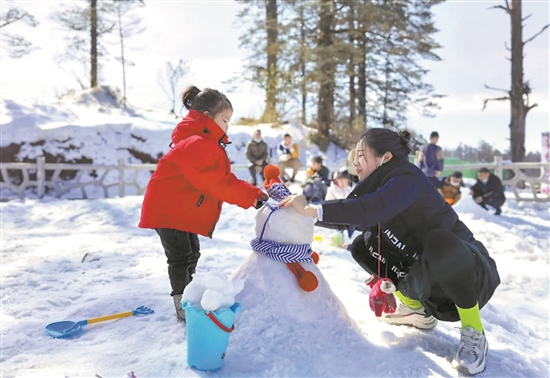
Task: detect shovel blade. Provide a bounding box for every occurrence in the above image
[45,321,83,338]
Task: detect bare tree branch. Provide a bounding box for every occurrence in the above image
[482,96,510,111]
[0,8,38,28]
[504,42,511,51]
[488,5,509,12]
[524,24,550,45]
[484,84,509,93]
[526,103,538,112]
[522,13,532,22]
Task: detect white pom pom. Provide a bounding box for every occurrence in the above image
[380,280,396,294]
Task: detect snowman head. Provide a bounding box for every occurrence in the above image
[255,165,314,245]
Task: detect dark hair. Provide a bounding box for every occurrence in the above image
[334,169,350,181]
[451,171,463,179]
[478,167,490,174]
[430,131,439,139]
[254,129,262,134]
[181,86,233,117]
[311,155,323,164]
[359,128,412,157]
[284,133,291,138]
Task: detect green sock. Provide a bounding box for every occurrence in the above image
[457,303,484,333]
[394,291,422,310]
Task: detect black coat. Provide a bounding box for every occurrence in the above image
[471,174,505,203]
[318,157,500,321]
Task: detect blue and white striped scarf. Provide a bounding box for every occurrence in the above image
[251,238,313,263]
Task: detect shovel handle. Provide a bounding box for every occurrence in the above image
[87,311,134,325]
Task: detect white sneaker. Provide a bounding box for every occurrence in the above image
[452,326,488,375]
[379,299,438,330]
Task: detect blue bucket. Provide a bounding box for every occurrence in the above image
[183,301,242,371]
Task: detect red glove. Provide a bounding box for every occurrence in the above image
[368,277,397,317]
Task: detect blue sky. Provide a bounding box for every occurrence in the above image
[1,0,548,152]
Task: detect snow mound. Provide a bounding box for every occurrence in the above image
[229,252,378,376]
[66,86,134,115]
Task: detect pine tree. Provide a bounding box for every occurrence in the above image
[53,0,116,88]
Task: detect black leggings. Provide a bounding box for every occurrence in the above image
[156,228,200,296]
[352,229,478,309]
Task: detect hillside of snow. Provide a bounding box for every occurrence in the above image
[0,87,349,168]
[2,192,549,377]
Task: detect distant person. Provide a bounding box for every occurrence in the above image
[277,134,301,182]
[326,168,355,248]
[302,156,330,203]
[325,168,354,201]
[470,168,505,215]
[439,171,464,206]
[246,129,268,186]
[418,131,444,188]
[139,86,268,322]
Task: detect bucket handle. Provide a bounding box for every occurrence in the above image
[205,311,235,333]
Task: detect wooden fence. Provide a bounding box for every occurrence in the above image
[1,156,549,201]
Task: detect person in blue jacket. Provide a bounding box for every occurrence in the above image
[418,131,444,188]
[281,128,500,376]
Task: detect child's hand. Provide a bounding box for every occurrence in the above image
[253,193,269,209]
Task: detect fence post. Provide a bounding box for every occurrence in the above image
[118,159,125,198]
[37,156,45,198]
[494,155,503,180]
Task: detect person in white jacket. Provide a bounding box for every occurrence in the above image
[325,169,354,200]
[325,169,355,247]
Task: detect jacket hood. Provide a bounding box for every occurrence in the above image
[171,109,230,146]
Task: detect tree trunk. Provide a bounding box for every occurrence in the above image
[90,0,98,88]
[260,0,278,123]
[357,35,367,130]
[299,2,307,125]
[316,0,335,137]
[348,3,356,129]
[382,53,391,128]
[510,0,525,162]
[117,3,126,107]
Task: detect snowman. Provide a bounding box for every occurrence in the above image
[223,166,376,371]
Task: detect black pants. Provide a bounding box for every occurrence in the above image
[156,228,200,296]
[478,197,505,213]
[351,229,500,321]
[248,161,268,185]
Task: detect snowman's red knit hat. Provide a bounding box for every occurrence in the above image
[263,165,292,204]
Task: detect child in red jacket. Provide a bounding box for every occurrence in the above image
[139,85,267,322]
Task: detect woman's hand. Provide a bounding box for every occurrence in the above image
[279,194,318,218]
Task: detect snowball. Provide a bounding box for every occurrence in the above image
[379,330,397,344]
[182,278,205,305]
[204,274,226,292]
[184,269,240,312]
[201,289,223,311]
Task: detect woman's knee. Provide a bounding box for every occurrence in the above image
[423,230,475,271]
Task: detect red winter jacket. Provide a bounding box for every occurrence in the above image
[139,110,264,237]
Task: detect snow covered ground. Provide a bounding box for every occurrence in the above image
[2,192,549,377]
